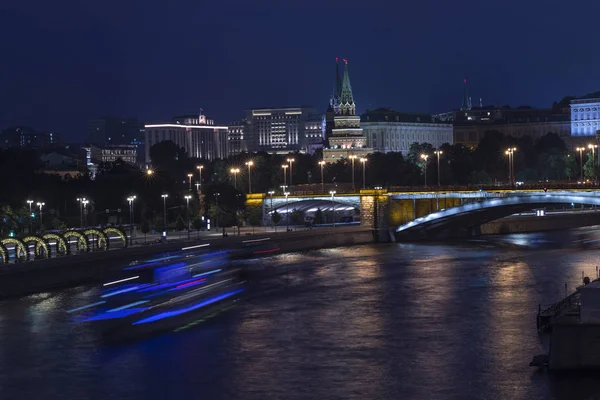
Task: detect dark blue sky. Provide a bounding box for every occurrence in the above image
[1,0,599,141]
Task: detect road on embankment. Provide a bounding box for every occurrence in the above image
[0,226,373,298]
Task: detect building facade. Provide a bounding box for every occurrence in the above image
[94,145,138,164]
[570,96,600,137]
[323,59,371,162]
[0,127,61,149]
[227,121,247,157]
[244,107,321,153]
[362,109,453,154]
[88,118,144,146]
[144,112,228,162]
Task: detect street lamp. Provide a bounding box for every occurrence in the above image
[76,198,85,228]
[161,194,168,230]
[281,164,288,186]
[589,144,598,178]
[187,173,193,191]
[349,155,357,190]
[287,158,295,187]
[215,192,220,230]
[184,195,192,239]
[329,191,336,227]
[80,198,90,228]
[146,168,154,176]
[420,154,429,187]
[318,160,326,193]
[196,165,204,192]
[268,190,275,230]
[359,157,367,189]
[26,200,33,233]
[127,195,136,245]
[505,147,516,186]
[434,150,443,186]
[36,202,45,231]
[245,160,254,193]
[230,168,240,189]
[284,191,290,231]
[576,147,585,182]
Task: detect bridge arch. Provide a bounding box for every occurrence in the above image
[0,243,7,264]
[21,236,49,259]
[42,233,68,257]
[62,230,88,254]
[84,229,107,250]
[395,192,600,241]
[1,238,28,261]
[103,227,127,249]
[268,199,358,224]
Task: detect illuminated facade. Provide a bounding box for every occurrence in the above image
[323,59,371,162]
[227,121,247,156]
[570,97,600,136]
[144,111,228,162]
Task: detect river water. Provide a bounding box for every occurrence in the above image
[1,232,600,400]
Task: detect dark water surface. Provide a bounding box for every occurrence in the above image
[1,234,600,400]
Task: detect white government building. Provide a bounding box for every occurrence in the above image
[362,109,453,154]
[571,96,600,137]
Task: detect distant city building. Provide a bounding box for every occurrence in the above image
[88,118,144,146]
[0,126,61,149]
[362,109,453,154]
[227,121,247,156]
[90,145,138,165]
[244,107,321,154]
[570,94,600,136]
[144,111,228,162]
[323,59,371,162]
[304,117,324,155]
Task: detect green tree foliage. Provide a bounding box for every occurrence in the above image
[469,170,492,185]
[290,208,305,226]
[314,208,324,224]
[175,215,186,231]
[271,210,281,226]
[584,152,598,179]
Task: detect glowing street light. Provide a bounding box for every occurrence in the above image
[359,157,367,189]
[26,200,34,233]
[36,202,45,230]
[349,155,357,190]
[281,164,288,186]
[589,144,599,173]
[329,190,336,227]
[318,160,326,193]
[284,191,290,231]
[230,168,240,189]
[245,160,254,193]
[161,194,168,229]
[196,165,204,192]
[268,190,275,230]
[434,150,443,186]
[146,168,154,176]
[287,158,295,187]
[505,147,516,186]
[420,154,429,187]
[187,173,193,191]
[184,194,192,239]
[127,195,136,245]
[576,147,585,181]
[77,197,89,228]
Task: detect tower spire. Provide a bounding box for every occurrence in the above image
[330,57,343,114]
[461,78,472,111]
[339,58,356,116]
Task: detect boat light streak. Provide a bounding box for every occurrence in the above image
[67,301,106,313]
[253,248,280,254]
[101,286,140,298]
[103,276,140,286]
[108,300,149,312]
[181,243,210,251]
[242,237,271,244]
[192,269,222,278]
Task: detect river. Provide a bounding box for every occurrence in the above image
[0,232,599,400]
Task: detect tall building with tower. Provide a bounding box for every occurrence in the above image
[322,58,371,162]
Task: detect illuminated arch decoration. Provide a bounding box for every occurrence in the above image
[1,238,28,261]
[83,229,107,250]
[103,227,127,249]
[21,236,49,259]
[42,233,68,257]
[62,230,88,254]
[0,243,7,264]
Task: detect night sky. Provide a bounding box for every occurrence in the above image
[2,0,599,141]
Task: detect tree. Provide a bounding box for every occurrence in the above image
[271,210,281,227]
[314,208,324,224]
[192,217,203,238]
[141,219,150,243]
[246,207,262,233]
[584,152,597,180]
[564,154,577,181]
[290,208,305,226]
[469,170,492,185]
[175,215,186,231]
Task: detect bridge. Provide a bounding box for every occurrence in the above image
[246,188,600,241]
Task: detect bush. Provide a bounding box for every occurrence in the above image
[271,210,281,225]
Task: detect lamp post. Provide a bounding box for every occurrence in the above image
[187,173,193,191]
[329,191,336,227]
[287,158,295,187]
[127,195,136,245]
[284,191,290,231]
[420,154,429,187]
[196,165,204,192]
[230,168,240,189]
[76,197,86,228]
[245,161,254,193]
[215,192,220,230]
[318,160,325,193]
[589,144,598,180]
[576,147,585,182]
[359,157,367,189]
[161,194,168,230]
[268,190,275,230]
[82,199,89,227]
[349,155,357,190]
[434,150,443,186]
[281,164,288,186]
[505,147,516,186]
[26,200,34,233]
[37,202,45,231]
[146,168,154,176]
[184,195,192,239]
